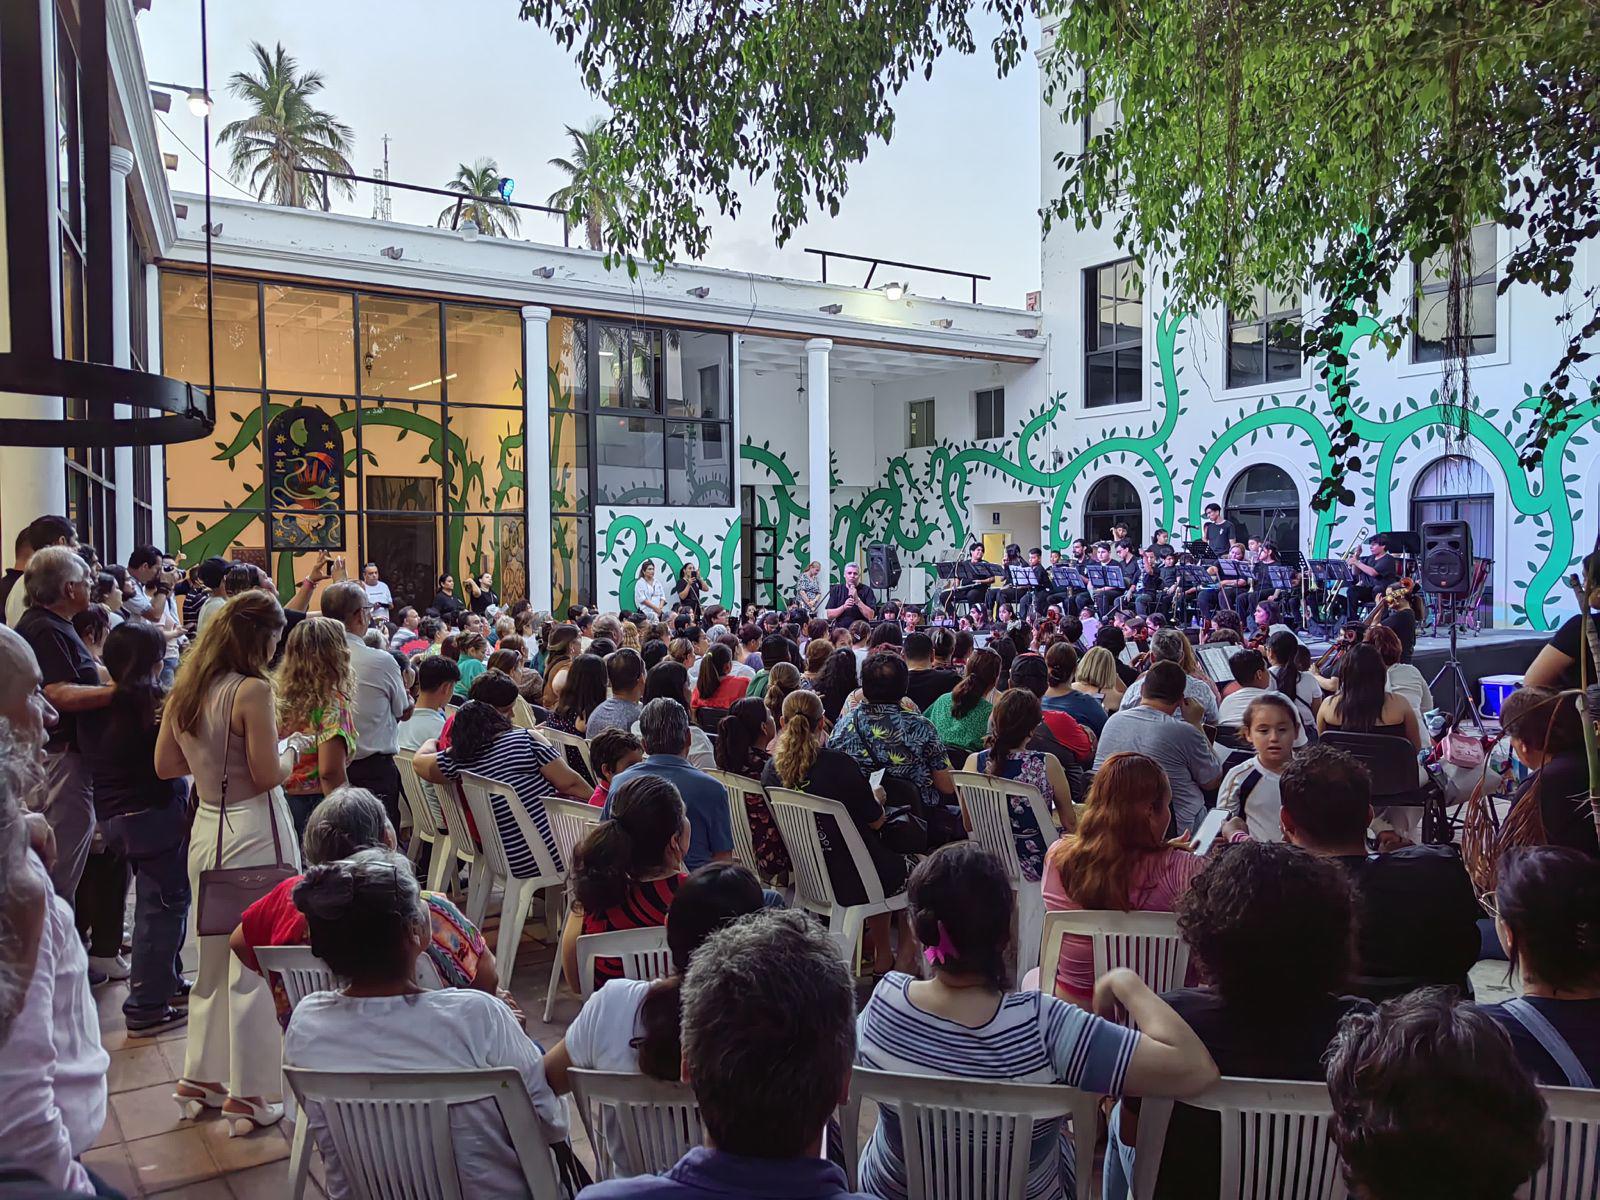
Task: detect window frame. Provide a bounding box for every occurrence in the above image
[1409,222,1499,365]
[1224,285,1304,391]
[1083,258,1144,410]
[975,386,1006,440]
[907,397,936,449]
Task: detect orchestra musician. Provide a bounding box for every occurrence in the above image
[1147,527,1173,555]
[1199,541,1251,622]
[1068,538,1090,567]
[1042,548,1090,618]
[1202,502,1238,556]
[1018,547,1051,620]
[1133,547,1165,617]
[824,561,877,625]
[1346,533,1399,620]
[1089,542,1122,617]
[1158,548,1193,623]
[1247,540,1294,625]
[944,543,999,617]
[988,544,1030,621]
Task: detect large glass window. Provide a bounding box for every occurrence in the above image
[1412,223,1498,363]
[907,398,936,448]
[1225,465,1300,552]
[1085,259,1143,407]
[160,271,526,611]
[975,387,1005,440]
[1082,475,1142,544]
[1226,287,1302,389]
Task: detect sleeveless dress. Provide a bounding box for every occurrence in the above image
[974,749,1058,882]
[178,672,300,1100]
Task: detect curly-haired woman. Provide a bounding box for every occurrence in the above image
[275,616,355,841]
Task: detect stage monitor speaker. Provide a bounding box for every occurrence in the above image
[866,542,901,590]
[1420,520,1473,593]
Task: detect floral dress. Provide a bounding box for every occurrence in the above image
[974,748,1058,882]
[725,748,791,879]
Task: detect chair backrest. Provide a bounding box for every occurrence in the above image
[766,786,888,916]
[434,777,481,861]
[254,945,337,1012]
[283,1067,560,1200]
[576,926,674,999]
[457,769,563,884]
[511,696,538,729]
[1037,909,1189,1027]
[1319,730,1418,798]
[1527,1085,1600,1200]
[841,1066,1101,1200]
[544,794,602,870]
[695,705,729,732]
[397,753,446,836]
[705,769,767,879]
[537,724,595,782]
[951,770,1058,886]
[1132,1078,1346,1200]
[567,1068,704,1182]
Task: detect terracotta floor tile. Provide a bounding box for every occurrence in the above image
[108,1043,176,1094]
[146,1176,232,1199]
[158,1036,190,1079]
[223,1160,301,1200]
[125,1127,220,1194]
[113,1082,203,1142]
[80,1145,139,1197]
[199,1116,290,1173]
[90,1105,124,1150]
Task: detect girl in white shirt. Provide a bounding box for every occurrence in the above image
[541,862,765,1177]
[1218,694,1298,842]
[282,849,567,1199]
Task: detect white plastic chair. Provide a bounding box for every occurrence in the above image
[1525,1085,1600,1200]
[1131,1078,1346,1200]
[432,779,489,923]
[255,945,445,1016]
[456,770,567,1013]
[511,696,538,729]
[539,795,603,1019]
[765,786,908,963]
[567,1067,704,1183]
[537,724,596,782]
[705,769,770,880]
[838,1066,1102,1200]
[1037,909,1189,1029]
[952,770,1061,985]
[576,926,674,1000]
[283,1067,561,1200]
[397,754,451,889]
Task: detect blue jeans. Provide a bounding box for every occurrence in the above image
[100,805,191,1022]
[1101,1102,1137,1200]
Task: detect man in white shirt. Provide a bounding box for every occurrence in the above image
[322,581,412,833]
[1216,648,1307,747]
[362,562,394,626]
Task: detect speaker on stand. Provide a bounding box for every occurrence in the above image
[1419,518,1483,736]
[867,542,901,609]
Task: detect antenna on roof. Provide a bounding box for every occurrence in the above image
[372,134,393,222]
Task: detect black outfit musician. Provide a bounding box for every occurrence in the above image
[1347,535,1399,621]
[1202,504,1238,556]
[1247,543,1292,622]
[1042,550,1090,619]
[990,544,1029,620]
[1018,549,1052,620]
[1133,550,1166,617]
[824,563,878,625]
[945,546,998,615]
[1199,545,1251,622]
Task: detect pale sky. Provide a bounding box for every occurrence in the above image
[138,0,1043,307]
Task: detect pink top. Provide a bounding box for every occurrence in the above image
[1040,840,1206,1000]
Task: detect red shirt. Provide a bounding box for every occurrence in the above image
[691,673,750,710]
[582,873,684,985]
[1040,710,1093,763]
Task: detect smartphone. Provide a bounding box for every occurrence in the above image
[1191,808,1228,856]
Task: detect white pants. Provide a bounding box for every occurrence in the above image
[182,788,299,1099]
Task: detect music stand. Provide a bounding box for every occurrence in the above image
[1185,539,1215,560]
[1102,564,1128,589]
[1214,560,1248,583]
[1007,564,1037,590]
[1279,550,1307,571]
[1084,564,1111,590]
[1176,564,1210,589]
[1266,565,1295,590]
[1048,565,1086,591]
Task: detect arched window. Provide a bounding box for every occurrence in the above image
[1226,465,1300,552]
[1082,475,1142,545]
[1411,455,1495,611]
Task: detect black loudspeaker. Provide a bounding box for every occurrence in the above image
[866,542,901,590]
[1420,520,1473,593]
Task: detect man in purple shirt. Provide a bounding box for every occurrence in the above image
[578,910,869,1200]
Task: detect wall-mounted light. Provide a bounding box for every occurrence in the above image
[686,286,710,299]
[460,220,480,240]
[532,266,556,279]
[380,246,404,260]
[162,152,178,171]
[151,89,172,113]
[818,303,843,315]
[1015,328,1039,338]
[883,282,906,301]
[201,222,223,237]
[186,89,213,117]
[173,203,188,219]
[930,318,953,329]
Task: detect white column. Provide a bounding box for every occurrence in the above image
[109,146,135,564]
[806,338,832,592]
[146,267,166,546]
[522,305,553,610]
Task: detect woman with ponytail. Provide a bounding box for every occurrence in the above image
[714,698,790,879]
[959,689,1071,882]
[691,642,750,711]
[1267,629,1320,729]
[559,774,689,991]
[283,849,568,1198]
[542,863,764,1176]
[924,646,1002,754]
[760,689,911,974]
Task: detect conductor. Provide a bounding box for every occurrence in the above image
[825,562,878,625]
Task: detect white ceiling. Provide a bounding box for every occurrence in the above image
[738,335,1010,383]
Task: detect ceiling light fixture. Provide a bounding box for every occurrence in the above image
[930,318,953,329]
[407,372,458,393]
[532,266,556,279]
[818,303,843,315]
[687,286,710,299]
[883,282,906,301]
[380,246,404,260]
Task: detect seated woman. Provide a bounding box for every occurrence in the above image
[1039,753,1206,1005]
[1364,624,1432,727]
[1498,686,1599,857]
[231,787,497,1027]
[856,843,1218,1200]
[413,672,592,873]
[1072,646,1125,712]
[632,661,716,769]
[761,689,913,975]
[282,849,568,1199]
[800,638,832,692]
[960,688,1072,881]
[713,698,790,879]
[924,647,1002,755]
[542,651,607,779]
[1480,845,1600,1085]
[815,648,859,723]
[1314,643,1422,748]
[541,863,765,1176]
[691,643,751,712]
[1107,841,1369,1199]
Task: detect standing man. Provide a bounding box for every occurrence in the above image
[321,580,412,831]
[4,515,78,627]
[15,547,114,897]
[824,562,877,626]
[1089,542,1123,617]
[1,529,32,625]
[1202,502,1237,557]
[361,562,394,626]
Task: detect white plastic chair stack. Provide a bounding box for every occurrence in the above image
[456,770,567,1012]
[576,926,674,1000]
[397,754,450,887]
[1525,1085,1600,1200]
[1036,909,1189,1029]
[540,795,603,1019]
[705,769,768,881]
[1131,1078,1347,1200]
[765,787,908,964]
[283,1067,561,1200]
[952,770,1060,985]
[538,724,596,782]
[837,1067,1102,1200]
[568,1068,704,1183]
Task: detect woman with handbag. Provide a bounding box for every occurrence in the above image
[155,589,299,1134]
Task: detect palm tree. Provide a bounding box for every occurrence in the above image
[217,42,355,210]
[435,158,521,237]
[547,119,625,251]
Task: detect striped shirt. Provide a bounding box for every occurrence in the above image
[856,973,1140,1200]
[437,728,564,877]
[582,874,684,985]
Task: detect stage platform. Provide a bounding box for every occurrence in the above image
[1307,626,1547,713]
